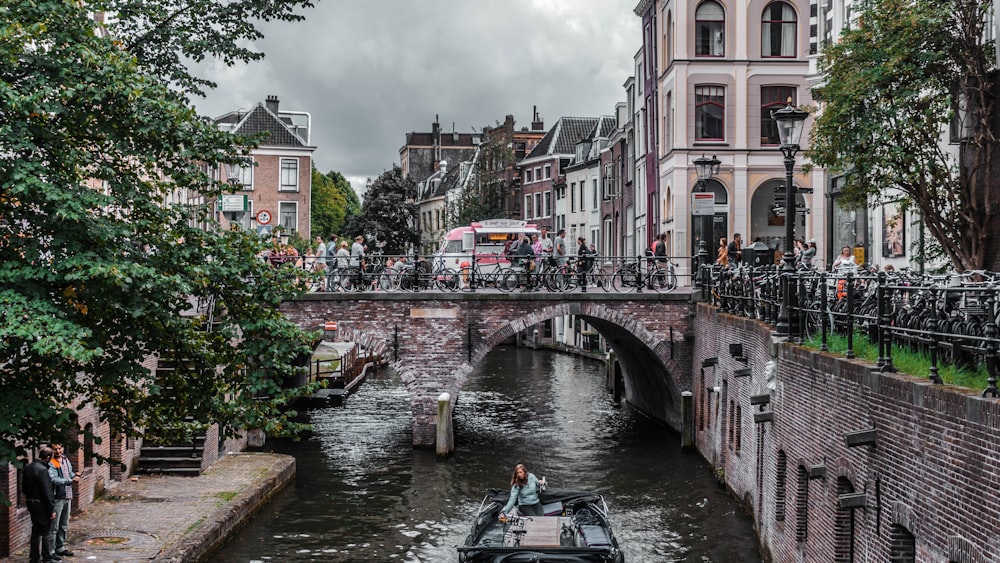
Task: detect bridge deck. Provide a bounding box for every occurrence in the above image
[297,286,696,302]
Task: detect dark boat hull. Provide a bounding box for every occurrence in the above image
[457,489,625,563]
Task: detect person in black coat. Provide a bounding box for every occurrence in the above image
[23,446,57,563]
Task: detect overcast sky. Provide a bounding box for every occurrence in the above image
[193,0,641,195]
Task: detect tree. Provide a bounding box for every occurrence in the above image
[0,0,317,467]
[809,0,998,271]
[449,123,517,226]
[343,167,419,255]
[311,167,347,238]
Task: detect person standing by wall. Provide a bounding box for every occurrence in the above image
[553,229,567,266]
[727,233,743,265]
[716,237,729,267]
[23,446,56,563]
[48,443,79,559]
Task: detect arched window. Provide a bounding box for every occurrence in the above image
[762,2,797,57]
[695,86,725,141]
[796,465,809,541]
[696,1,725,57]
[775,451,787,521]
[889,524,916,562]
[835,477,856,562]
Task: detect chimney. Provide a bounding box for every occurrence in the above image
[532,105,544,131]
[265,95,279,114]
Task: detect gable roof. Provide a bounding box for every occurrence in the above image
[215,102,310,148]
[525,117,600,160]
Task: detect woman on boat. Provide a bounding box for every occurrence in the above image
[500,463,545,518]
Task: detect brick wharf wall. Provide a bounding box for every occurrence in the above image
[281,293,694,446]
[694,304,1000,561]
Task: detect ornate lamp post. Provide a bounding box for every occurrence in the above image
[693,154,721,288]
[772,100,808,338]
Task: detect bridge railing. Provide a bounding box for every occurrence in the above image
[704,264,1000,397]
[294,253,699,294]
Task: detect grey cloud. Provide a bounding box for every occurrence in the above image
[196,0,639,192]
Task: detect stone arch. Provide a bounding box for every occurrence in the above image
[470,301,690,430]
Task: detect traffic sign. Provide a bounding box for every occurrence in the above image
[256,210,272,225]
[256,225,273,237]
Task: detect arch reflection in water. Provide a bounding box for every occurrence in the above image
[215,347,762,562]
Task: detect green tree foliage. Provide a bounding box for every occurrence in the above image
[450,124,516,226]
[809,0,997,271]
[343,167,419,255]
[311,167,347,239]
[0,0,317,465]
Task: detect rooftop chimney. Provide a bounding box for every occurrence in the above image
[532,105,544,131]
[265,95,279,114]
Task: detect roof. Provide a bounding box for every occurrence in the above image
[215,103,310,148]
[525,117,600,160]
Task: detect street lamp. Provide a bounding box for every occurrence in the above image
[693,154,721,287]
[772,99,808,338]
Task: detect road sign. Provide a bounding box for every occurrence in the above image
[256,225,273,237]
[220,194,247,212]
[692,192,715,216]
[256,210,272,225]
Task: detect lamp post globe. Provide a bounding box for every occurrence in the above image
[692,154,721,288]
[771,100,808,338]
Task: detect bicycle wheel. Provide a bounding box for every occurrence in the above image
[435,269,459,291]
[500,270,521,292]
[611,272,629,292]
[546,271,567,292]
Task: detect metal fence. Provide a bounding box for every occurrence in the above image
[705,264,1000,397]
[280,253,697,294]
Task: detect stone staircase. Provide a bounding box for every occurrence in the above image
[135,434,206,476]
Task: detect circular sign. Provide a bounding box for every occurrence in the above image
[256,210,272,225]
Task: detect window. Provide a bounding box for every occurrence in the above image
[279,202,298,234]
[762,2,797,57]
[543,164,551,179]
[696,1,725,57]
[534,167,542,182]
[525,195,533,219]
[280,158,299,191]
[592,178,598,209]
[526,169,534,183]
[695,86,725,141]
[235,160,253,190]
[570,182,577,212]
[84,423,95,468]
[534,193,542,218]
[761,86,797,145]
[544,191,552,217]
[579,182,585,212]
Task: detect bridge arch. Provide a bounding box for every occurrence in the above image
[282,293,695,451]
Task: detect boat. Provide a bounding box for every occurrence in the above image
[457,488,625,562]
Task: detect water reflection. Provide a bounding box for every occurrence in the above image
[216,346,762,562]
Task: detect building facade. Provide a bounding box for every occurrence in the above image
[214,95,315,240]
[647,0,822,278]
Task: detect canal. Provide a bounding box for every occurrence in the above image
[216,346,763,562]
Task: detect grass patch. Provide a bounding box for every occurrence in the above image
[803,332,990,390]
[183,516,205,535]
[214,490,239,502]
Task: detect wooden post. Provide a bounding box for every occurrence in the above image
[681,391,695,451]
[436,392,452,456]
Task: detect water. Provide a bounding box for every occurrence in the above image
[216,346,762,562]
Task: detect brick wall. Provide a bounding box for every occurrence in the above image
[694,303,1000,561]
[281,293,694,446]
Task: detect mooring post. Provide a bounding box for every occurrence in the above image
[681,391,695,452]
[436,392,452,456]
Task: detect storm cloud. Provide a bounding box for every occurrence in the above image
[195,0,640,193]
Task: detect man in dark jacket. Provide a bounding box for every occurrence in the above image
[23,446,57,563]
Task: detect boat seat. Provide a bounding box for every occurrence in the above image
[579,524,613,548]
[542,501,563,516]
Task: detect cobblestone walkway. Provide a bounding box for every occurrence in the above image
[2,452,295,563]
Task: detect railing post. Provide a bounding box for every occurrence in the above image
[881,272,895,372]
[845,272,855,359]
[876,272,887,369]
[820,271,829,352]
[983,290,1000,397]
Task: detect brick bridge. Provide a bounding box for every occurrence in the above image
[281,291,695,451]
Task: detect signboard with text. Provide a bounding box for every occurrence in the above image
[220,194,248,212]
[691,192,716,216]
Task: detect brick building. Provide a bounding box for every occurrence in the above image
[214,95,315,239]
